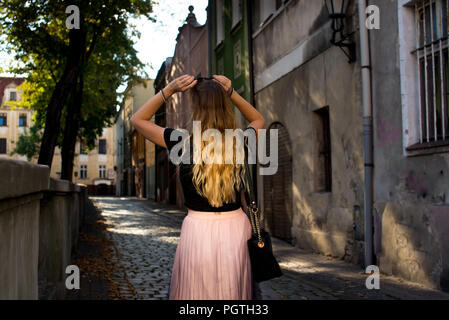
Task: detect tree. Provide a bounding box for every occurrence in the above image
[0,0,154,172]
[10,124,42,161]
[60,5,147,180]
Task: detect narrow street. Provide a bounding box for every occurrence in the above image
[71,197,449,300]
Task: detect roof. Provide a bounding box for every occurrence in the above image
[0,77,25,105]
[176,6,206,41]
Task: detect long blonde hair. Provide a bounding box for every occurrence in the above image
[188,78,246,207]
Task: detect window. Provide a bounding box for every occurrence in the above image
[0,113,7,126]
[216,0,225,45]
[276,0,283,10]
[232,0,242,29]
[314,107,332,192]
[19,114,27,127]
[413,0,449,143]
[80,143,88,154]
[233,40,242,79]
[9,91,16,101]
[218,57,224,75]
[0,138,7,154]
[80,165,87,179]
[259,0,277,27]
[98,139,107,154]
[99,165,106,179]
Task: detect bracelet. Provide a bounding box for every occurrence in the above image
[160,88,167,102]
[229,87,234,97]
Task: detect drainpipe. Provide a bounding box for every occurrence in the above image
[247,0,256,108]
[207,3,212,75]
[247,0,258,201]
[358,0,374,268]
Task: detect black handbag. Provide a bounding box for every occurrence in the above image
[243,134,283,283]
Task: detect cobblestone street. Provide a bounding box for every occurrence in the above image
[86,197,449,300]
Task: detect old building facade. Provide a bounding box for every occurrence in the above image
[164,6,210,207]
[115,79,156,199]
[0,77,29,161]
[250,0,364,261]
[200,0,449,291]
[154,58,178,205]
[50,127,117,195]
[370,0,449,290]
[208,0,253,128]
[1,77,117,194]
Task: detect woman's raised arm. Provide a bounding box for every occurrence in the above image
[212,75,265,134]
[130,75,197,148]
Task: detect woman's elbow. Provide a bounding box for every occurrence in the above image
[130,114,137,127]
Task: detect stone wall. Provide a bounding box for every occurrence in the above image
[0,159,88,299]
[369,0,449,292]
[253,0,365,260]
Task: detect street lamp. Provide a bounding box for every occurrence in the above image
[324,0,356,63]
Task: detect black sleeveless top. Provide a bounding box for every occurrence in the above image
[164,127,252,212]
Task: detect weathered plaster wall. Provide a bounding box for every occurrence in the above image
[370,0,449,291]
[253,0,364,260]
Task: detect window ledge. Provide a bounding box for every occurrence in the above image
[230,20,242,36]
[406,140,449,156]
[215,40,224,52]
[252,0,294,39]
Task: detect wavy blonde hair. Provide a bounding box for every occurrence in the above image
[187,79,246,207]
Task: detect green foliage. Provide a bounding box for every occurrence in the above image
[10,123,42,161]
[0,0,155,157]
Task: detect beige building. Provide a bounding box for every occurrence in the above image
[116,79,156,198]
[0,77,30,161]
[50,126,116,195]
[0,76,116,194]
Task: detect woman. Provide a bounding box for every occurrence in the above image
[130,74,265,300]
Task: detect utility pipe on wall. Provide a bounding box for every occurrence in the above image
[358,0,374,267]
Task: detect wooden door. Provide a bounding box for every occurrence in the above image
[263,123,293,242]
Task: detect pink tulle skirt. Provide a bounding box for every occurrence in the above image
[169,207,253,300]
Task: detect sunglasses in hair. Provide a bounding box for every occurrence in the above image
[194,76,214,81]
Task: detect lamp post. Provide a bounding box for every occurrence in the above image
[324,0,356,63]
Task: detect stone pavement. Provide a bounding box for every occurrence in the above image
[261,238,449,300]
[85,197,449,300]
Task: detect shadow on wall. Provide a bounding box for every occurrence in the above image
[379,192,449,292]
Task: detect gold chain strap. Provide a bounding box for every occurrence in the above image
[250,203,264,248]
[244,131,264,248]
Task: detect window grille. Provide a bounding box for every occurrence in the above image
[413,0,449,143]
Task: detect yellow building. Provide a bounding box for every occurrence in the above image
[116,79,155,198]
[1,76,116,194]
[0,77,30,161]
[50,126,116,195]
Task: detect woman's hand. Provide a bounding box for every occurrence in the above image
[165,75,197,96]
[212,75,232,95]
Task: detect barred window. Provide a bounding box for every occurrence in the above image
[413,0,449,143]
